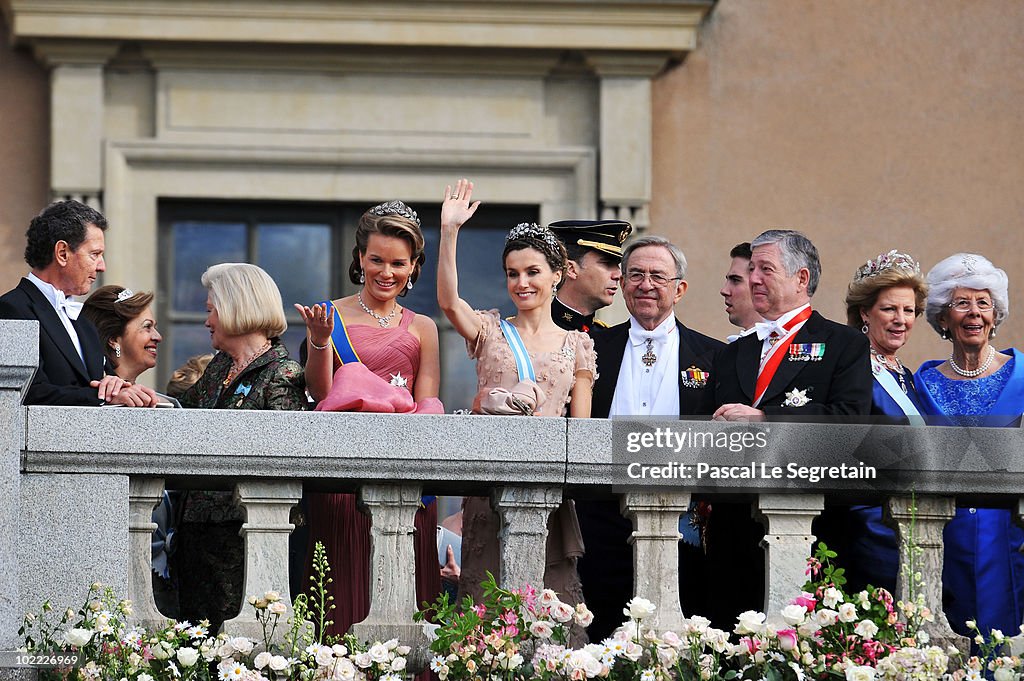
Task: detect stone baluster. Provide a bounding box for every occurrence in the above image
[493,486,562,591]
[622,491,689,633]
[0,320,37,650]
[350,484,424,646]
[128,477,166,630]
[887,495,969,653]
[756,494,823,623]
[222,480,302,641]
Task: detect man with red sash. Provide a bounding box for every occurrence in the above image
[701,229,871,627]
[709,229,871,420]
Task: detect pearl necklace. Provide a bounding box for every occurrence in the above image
[358,291,399,328]
[871,347,907,393]
[223,339,272,387]
[948,345,995,378]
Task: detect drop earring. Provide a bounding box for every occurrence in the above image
[359,270,365,284]
[114,344,121,358]
[406,279,414,291]
[861,322,869,335]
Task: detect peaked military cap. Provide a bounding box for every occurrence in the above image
[547,219,632,260]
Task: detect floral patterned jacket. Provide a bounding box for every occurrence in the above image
[179,339,308,410]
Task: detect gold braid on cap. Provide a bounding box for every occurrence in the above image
[369,200,420,227]
[853,250,921,282]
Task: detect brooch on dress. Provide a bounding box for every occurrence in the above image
[389,372,409,389]
[782,388,811,408]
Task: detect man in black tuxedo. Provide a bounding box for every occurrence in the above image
[0,200,157,406]
[702,229,872,627]
[580,235,723,639]
[709,229,871,420]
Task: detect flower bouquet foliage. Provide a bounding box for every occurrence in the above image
[18,542,410,681]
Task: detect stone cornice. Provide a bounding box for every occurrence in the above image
[4,0,713,54]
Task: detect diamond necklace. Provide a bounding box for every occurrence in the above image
[358,291,399,328]
[871,347,907,393]
[948,345,995,378]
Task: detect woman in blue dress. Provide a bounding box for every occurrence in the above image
[835,250,927,594]
[914,252,1024,637]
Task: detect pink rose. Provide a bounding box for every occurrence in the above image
[777,629,798,652]
[792,593,817,611]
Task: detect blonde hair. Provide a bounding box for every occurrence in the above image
[165,354,213,398]
[201,263,287,337]
[845,268,928,328]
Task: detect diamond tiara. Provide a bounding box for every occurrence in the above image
[368,200,420,227]
[115,288,135,303]
[853,250,921,282]
[506,222,562,254]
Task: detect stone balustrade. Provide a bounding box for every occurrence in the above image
[3,319,1024,658]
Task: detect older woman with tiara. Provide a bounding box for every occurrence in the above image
[826,251,928,595]
[438,178,596,609]
[293,199,442,637]
[914,253,1024,636]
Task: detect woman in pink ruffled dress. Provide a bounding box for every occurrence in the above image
[294,199,442,637]
[437,178,596,610]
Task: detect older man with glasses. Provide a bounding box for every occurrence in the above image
[579,235,723,639]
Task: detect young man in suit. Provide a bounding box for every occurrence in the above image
[0,200,157,406]
[710,229,871,420]
[721,241,763,342]
[548,219,632,334]
[580,235,723,639]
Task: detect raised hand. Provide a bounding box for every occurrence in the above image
[293,302,333,348]
[441,178,481,232]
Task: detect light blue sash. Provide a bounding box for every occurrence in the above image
[499,318,536,382]
[873,359,924,425]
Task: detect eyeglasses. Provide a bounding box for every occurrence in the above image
[625,270,682,288]
[947,298,994,313]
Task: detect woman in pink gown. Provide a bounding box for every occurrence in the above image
[294,200,442,637]
[436,178,596,611]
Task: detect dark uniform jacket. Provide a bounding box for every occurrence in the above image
[0,277,105,405]
[551,297,607,335]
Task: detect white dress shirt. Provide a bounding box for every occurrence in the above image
[610,315,680,416]
[26,271,86,367]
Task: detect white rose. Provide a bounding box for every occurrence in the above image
[354,652,372,669]
[332,645,348,658]
[822,587,844,609]
[530,621,554,638]
[268,655,290,672]
[268,602,287,616]
[368,643,390,664]
[574,604,595,628]
[138,674,153,681]
[152,642,174,660]
[391,657,407,672]
[735,610,767,635]
[65,628,94,647]
[993,667,1015,681]
[551,602,575,623]
[334,658,357,681]
[844,664,876,681]
[814,609,839,627]
[661,630,682,647]
[229,637,254,655]
[253,652,273,670]
[624,597,657,620]
[263,591,281,603]
[177,647,200,667]
[854,620,879,640]
[838,603,858,623]
[539,589,559,607]
[315,646,335,667]
[780,605,807,626]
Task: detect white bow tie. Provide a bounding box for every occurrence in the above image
[629,324,671,347]
[753,319,786,341]
[55,291,83,320]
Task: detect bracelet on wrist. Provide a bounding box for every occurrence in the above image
[308,337,329,351]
